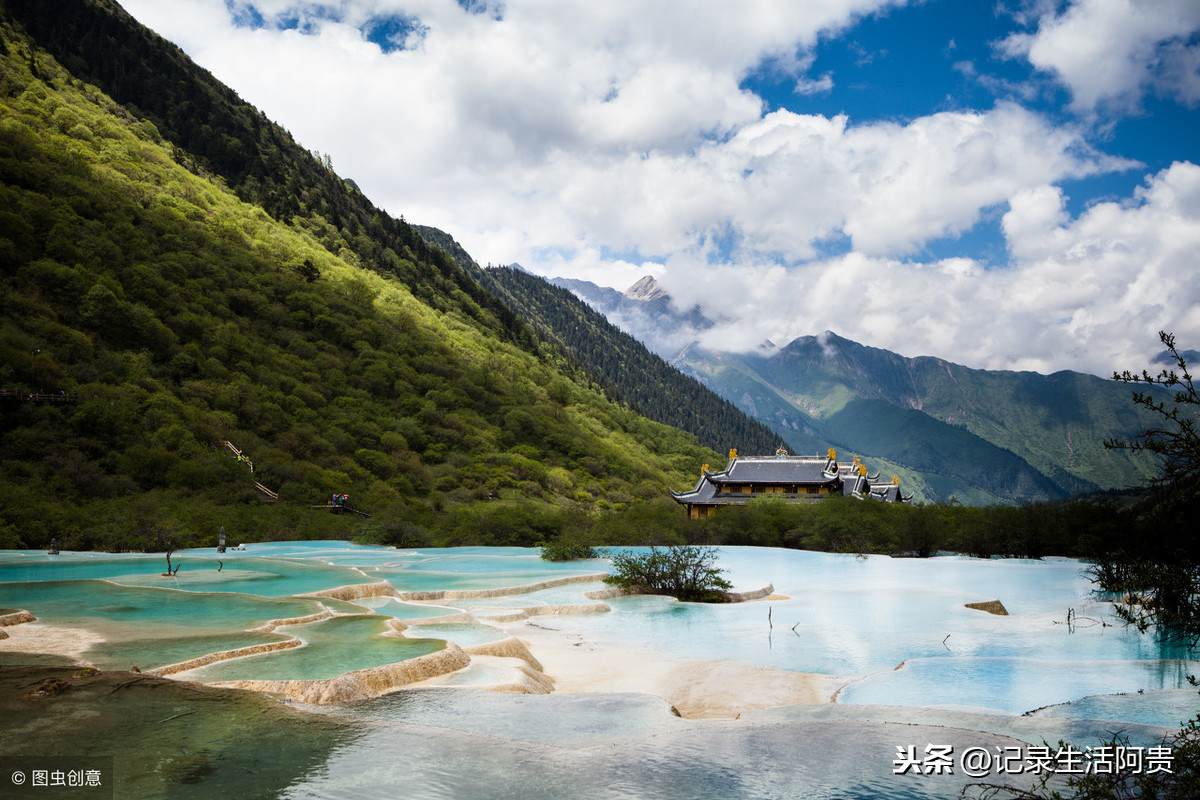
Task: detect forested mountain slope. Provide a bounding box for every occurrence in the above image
[557,275,1160,504]
[677,333,1161,503]
[414,225,781,455]
[0,6,718,550]
[2,0,525,341]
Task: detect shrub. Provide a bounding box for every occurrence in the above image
[540,539,600,562]
[605,544,732,602]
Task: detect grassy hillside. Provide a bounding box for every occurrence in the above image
[904,361,1161,494]
[0,13,718,551]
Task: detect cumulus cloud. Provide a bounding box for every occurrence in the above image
[1000,0,1200,113]
[663,163,1200,375]
[118,0,1197,376]
[537,103,1133,266]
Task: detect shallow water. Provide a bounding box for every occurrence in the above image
[402,622,507,647]
[0,665,357,800]
[4,544,1196,715]
[351,596,460,619]
[82,630,292,672]
[3,542,1198,799]
[181,615,445,682]
[0,548,375,597]
[282,709,1071,800]
[1,579,323,635]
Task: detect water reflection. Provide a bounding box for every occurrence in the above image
[2,542,1198,799]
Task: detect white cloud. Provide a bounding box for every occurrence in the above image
[117,0,1198,377]
[660,163,1200,375]
[554,103,1130,264]
[1000,0,1200,113]
[794,73,835,95]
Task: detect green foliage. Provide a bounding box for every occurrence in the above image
[0,15,720,551]
[441,260,782,456]
[1091,332,1200,644]
[539,538,601,562]
[606,544,732,602]
[1104,331,1200,507]
[4,0,526,344]
[672,494,1129,560]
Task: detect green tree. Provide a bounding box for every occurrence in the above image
[1104,331,1199,502]
[1096,332,1200,644]
[606,545,732,602]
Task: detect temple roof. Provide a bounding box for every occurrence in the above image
[670,475,720,504]
[709,456,838,485]
[671,451,906,506]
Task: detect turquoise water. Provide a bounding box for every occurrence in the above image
[3,542,1198,799]
[0,548,376,597]
[352,596,461,619]
[183,615,445,681]
[3,544,1196,714]
[534,549,1196,700]
[0,580,323,634]
[839,656,1200,712]
[82,630,293,671]
[403,622,508,647]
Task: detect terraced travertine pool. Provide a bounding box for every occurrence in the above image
[2,541,1197,799]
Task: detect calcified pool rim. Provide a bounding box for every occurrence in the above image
[1,543,1198,725]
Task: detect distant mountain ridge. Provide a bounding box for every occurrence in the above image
[411,230,783,455]
[551,274,713,358]
[553,276,1161,504]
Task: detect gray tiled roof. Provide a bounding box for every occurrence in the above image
[712,457,837,485]
[671,476,720,503]
[672,454,906,505]
[869,484,901,502]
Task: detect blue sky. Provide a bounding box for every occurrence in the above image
[122,0,1199,376]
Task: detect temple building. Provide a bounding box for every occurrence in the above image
[671,447,909,519]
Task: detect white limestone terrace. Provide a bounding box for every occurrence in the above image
[2,543,1196,729]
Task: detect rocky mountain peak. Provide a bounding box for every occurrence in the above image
[623,275,669,302]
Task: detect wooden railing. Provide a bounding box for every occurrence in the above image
[253,481,278,501]
[0,388,72,402]
[222,440,254,473]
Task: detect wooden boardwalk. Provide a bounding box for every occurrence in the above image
[0,388,73,402]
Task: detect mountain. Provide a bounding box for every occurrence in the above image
[1,0,524,339]
[556,277,1160,504]
[0,1,721,550]
[551,274,713,357]
[681,333,1163,503]
[410,229,783,456]
[623,275,669,302]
